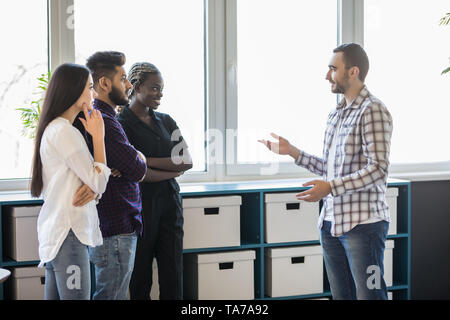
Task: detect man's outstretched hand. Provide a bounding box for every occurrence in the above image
[296,180,332,202]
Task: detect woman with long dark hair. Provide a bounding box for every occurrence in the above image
[30,63,111,300]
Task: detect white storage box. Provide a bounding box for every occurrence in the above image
[384,240,395,287]
[386,188,399,235]
[183,196,241,249]
[264,193,319,243]
[11,266,45,300]
[265,245,323,297]
[184,250,255,300]
[150,258,159,300]
[4,206,41,261]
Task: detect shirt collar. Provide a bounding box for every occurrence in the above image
[93,99,117,117]
[118,105,140,125]
[118,105,162,125]
[148,108,162,122]
[336,85,370,110]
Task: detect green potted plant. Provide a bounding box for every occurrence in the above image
[16,72,50,139]
[440,12,450,75]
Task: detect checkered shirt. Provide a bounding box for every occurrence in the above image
[295,86,393,236]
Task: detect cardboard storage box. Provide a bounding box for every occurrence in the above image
[150,258,159,300]
[4,206,41,261]
[384,240,395,287]
[11,266,45,300]
[264,193,319,243]
[386,188,399,235]
[265,245,323,297]
[182,196,241,249]
[184,250,255,300]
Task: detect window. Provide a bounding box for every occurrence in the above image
[364,0,450,164]
[0,0,48,180]
[1,0,449,190]
[74,0,207,172]
[227,0,338,175]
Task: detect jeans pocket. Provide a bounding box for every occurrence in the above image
[119,231,137,238]
[88,243,108,267]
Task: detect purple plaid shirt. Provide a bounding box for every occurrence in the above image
[85,99,147,237]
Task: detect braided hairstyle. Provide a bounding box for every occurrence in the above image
[127,62,161,99]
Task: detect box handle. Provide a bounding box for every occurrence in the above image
[204,207,219,215]
[291,256,305,264]
[219,262,234,270]
[40,276,45,285]
[286,203,300,210]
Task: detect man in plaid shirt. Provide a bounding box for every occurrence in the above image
[260,43,393,300]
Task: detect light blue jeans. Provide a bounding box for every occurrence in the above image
[320,220,389,300]
[44,229,91,300]
[88,232,137,300]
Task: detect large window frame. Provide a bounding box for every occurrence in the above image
[1,0,449,191]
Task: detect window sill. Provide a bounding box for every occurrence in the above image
[3,170,450,193]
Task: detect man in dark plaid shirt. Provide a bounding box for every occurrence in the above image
[260,43,393,300]
[83,51,148,300]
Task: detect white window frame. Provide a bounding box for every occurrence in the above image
[223,0,341,181]
[2,0,450,192]
[223,0,450,182]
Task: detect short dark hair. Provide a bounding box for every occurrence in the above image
[333,43,369,82]
[86,51,126,87]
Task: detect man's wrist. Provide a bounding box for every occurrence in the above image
[289,145,300,160]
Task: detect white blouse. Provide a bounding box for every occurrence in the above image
[37,117,111,267]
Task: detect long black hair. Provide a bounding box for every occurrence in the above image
[30,63,90,197]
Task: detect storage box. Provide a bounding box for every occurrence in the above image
[150,258,159,300]
[384,240,395,287]
[11,266,45,300]
[184,250,255,300]
[182,196,242,249]
[4,206,41,261]
[264,193,319,243]
[386,188,398,235]
[265,245,323,297]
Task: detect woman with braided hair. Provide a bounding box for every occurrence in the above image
[117,62,192,300]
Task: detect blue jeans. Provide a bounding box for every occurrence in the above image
[88,232,137,300]
[44,229,91,300]
[320,220,389,300]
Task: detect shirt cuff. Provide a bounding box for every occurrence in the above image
[94,192,102,205]
[329,178,345,197]
[294,151,306,166]
[93,162,111,203]
[93,162,111,177]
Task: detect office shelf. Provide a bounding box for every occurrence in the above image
[0,178,410,300]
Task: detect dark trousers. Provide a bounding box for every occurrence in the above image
[129,191,184,300]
